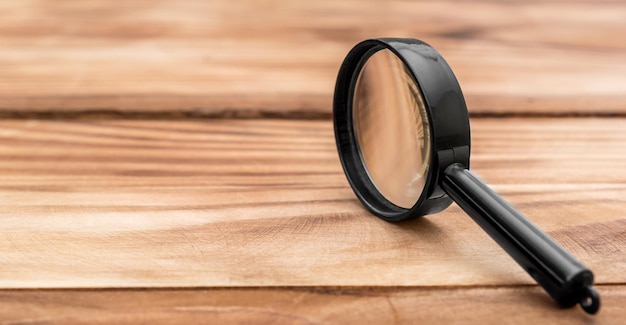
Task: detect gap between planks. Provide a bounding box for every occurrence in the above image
[0,106,625,120]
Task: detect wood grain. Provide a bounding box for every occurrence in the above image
[0,118,624,288]
[1,286,624,324]
[1,0,625,117]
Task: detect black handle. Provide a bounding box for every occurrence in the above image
[441,163,600,314]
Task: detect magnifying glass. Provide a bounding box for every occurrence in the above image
[333,38,600,314]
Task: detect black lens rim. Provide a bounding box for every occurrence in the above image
[333,38,471,221]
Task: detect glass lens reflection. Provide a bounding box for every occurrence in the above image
[352,49,431,209]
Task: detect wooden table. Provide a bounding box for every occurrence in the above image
[1,1,624,323]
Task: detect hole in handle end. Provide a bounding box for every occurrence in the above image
[579,286,600,314]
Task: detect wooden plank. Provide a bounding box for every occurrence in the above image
[0,118,624,288]
[1,286,624,324]
[1,0,625,116]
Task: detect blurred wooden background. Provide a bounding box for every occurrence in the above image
[0,0,624,323]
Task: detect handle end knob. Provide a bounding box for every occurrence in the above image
[579,286,600,314]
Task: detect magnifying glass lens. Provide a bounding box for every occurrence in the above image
[352,49,431,209]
